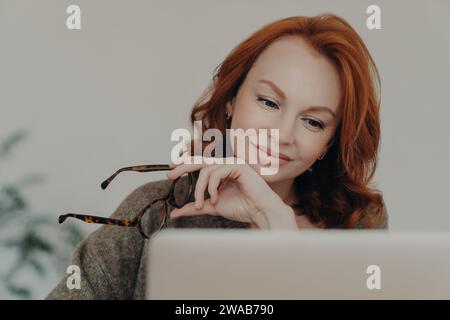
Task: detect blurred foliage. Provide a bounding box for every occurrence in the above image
[0,131,84,299]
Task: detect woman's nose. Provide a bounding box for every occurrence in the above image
[277,116,296,145]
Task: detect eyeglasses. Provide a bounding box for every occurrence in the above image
[58,165,195,238]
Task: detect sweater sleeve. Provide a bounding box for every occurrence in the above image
[45,179,172,300]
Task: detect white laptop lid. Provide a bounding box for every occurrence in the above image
[147,229,450,299]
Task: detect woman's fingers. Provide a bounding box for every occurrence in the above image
[167,163,202,180]
[208,166,229,205]
[167,157,228,206]
[170,199,217,219]
[194,166,216,209]
[168,157,240,206]
[167,157,248,214]
[167,156,209,180]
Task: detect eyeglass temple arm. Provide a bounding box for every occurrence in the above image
[58,197,169,227]
[100,164,171,190]
[58,213,138,227]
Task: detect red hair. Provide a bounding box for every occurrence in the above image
[189,14,385,228]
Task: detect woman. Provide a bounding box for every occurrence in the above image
[47,13,388,299]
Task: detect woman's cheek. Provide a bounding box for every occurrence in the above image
[293,135,321,163]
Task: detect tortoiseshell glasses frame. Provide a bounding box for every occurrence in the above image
[58,165,195,238]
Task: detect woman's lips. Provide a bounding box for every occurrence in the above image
[250,141,293,162]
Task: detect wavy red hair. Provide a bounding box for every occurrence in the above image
[188,14,385,228]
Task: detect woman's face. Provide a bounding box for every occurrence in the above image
[227,35,342,183]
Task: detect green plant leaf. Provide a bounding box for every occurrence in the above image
[63,224,85,247]
[1,185,28,212]
[0,130,85,299]
[4,231,54,255]
[0,130,28,158]
[26,257,46,276]
[6,284,31,299]
[15,174,45,189]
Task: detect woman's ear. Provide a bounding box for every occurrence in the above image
[226,97,235,116]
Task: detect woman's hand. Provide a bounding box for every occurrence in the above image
[167,156,298,229]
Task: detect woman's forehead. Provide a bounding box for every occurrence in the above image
[244,37,342,116]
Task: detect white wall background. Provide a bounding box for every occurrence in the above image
[0,0,449,298]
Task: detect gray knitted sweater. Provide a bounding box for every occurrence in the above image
[46,178,388,300]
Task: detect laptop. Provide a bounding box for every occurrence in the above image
[147,229,450,299]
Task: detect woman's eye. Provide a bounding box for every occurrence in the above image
[257,97,279,109]
[256,96,325,131]
[303,118,325,130]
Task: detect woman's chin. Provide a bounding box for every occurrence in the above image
[247,161,283,181]
[247,160,308,183]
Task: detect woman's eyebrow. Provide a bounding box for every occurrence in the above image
[303,106,336,119]
[258,79,286,100]
[257,79,336,119]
